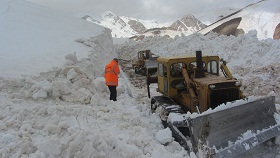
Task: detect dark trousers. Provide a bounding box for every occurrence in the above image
[108,86,117,101]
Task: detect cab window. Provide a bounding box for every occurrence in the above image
[189,62,206,70]
[158,63,168,77]
[207,60,218,75]
[158,63,163,76]
[163,64,167,77]
[170,63,183,78]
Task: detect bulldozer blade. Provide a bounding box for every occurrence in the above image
[145,60,157,69]
[187,96,280,158]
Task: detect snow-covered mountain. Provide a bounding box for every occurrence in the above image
[79,11,165,38]
[130,14,208,40]
[168,14,207,32]
[198,0,280,39]
[79,8,241,39]
[79,11,206,39]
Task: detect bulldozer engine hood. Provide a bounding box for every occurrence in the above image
[193,74,239,89]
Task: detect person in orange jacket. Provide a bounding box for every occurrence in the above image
[104,58,120,101]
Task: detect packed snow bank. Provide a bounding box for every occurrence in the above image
[116,31,280,104]
[2,32,116,105]
[0,0,110,78]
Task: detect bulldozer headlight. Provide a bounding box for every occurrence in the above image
[235,81,241,86]
[209,84,215,89]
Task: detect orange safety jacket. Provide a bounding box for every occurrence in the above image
[104,60,120,86]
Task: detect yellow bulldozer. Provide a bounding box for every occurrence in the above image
[147,51,280,158]
[132,50,158,75]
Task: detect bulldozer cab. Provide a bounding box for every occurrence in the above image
[156,54,243,112]
[157,55,218,92]
[138,50,151,60]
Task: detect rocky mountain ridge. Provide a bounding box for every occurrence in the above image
[81,11,208,38]
[168,14,207,32]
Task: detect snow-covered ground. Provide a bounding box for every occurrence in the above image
[1,0,280,158]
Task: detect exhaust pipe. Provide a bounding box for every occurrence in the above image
[195,51,205,78]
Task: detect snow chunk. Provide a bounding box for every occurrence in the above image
[90,93,104,105]
[40,80,52,92]
[20,141,35,155]
[67,68,78,80]
[275,136,280,146]
[58,121,70,129]
[62,88,92,104]
[44,124,61,135]
[93,77,109,93]
[52,78,72,97]
[25,80,52,100]
[1,134,15,146]
[274,113,280,125]
[245,30,258,38]
[168,113,185,122]
[32,89,48,100]
[155,128,173,145]
[36,138,62,156]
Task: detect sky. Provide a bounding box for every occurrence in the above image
[26,0,258,22]
[1,0,280,157]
